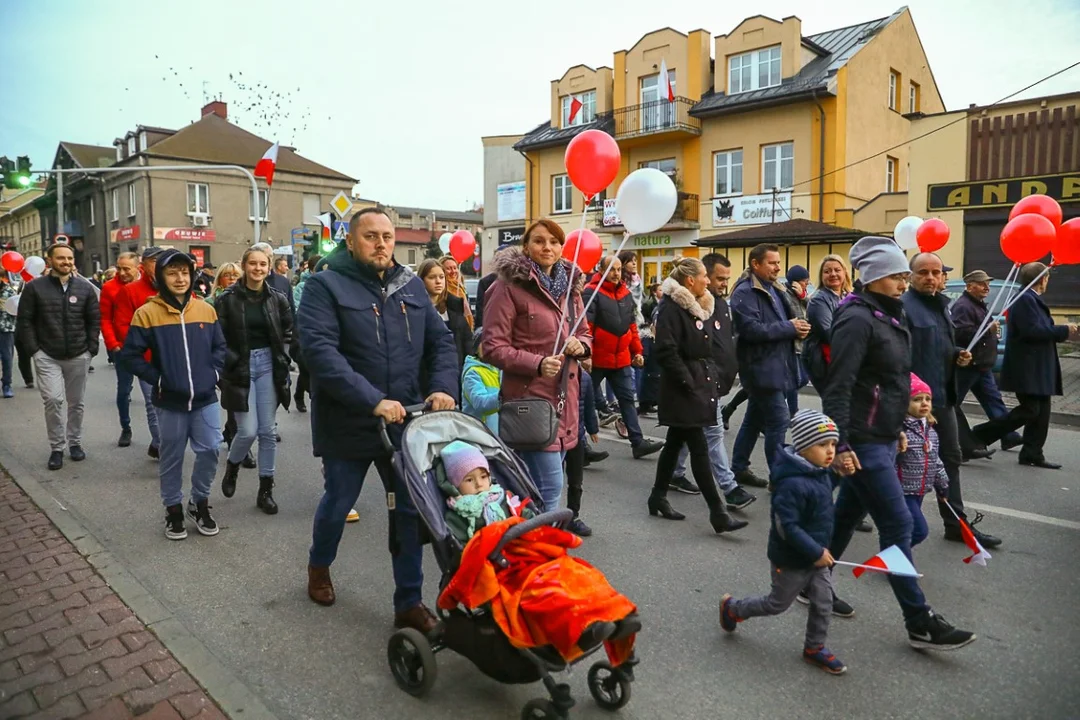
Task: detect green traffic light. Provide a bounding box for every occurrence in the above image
[17,175,30,187]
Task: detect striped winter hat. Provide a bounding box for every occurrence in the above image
[790,409,839,453]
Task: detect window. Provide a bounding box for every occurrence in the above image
[302,194,320,224]
[139,131,148,152]
[249,189,269,221]
[714,150,743,197]
[115,145,123,162]
[127,136,137,155]
[909,81,920,113]
[552,174,572,214]
[110,189,120,221]
[561,90,596,128]
[728,45,781,94]
[587,190,607,210]
[640,71,677,131]
[888,70,899,110]
[762,142,794,191]
[640,158,677,179]
[886,156,897,192]
[88,199,94,227]
[407,248,417,264]
[186,183,210,214]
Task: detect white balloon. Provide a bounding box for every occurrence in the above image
[615,168,678,235]
[894,216,923,251]
[438,233,453,254]
[24,256,46,277]
[2,294,18,316]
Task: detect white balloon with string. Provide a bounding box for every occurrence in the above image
[2,294,18,316]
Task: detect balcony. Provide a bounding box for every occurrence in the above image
[612,97,701,141]
[595,190,700,232]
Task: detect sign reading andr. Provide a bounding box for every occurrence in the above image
[927,172,1080,211]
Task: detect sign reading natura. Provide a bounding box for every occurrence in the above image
[927,172,1080,211]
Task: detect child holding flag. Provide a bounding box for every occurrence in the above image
[719,409,847,675]
[897,374,949,550]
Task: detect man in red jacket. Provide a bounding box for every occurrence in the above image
[110,247,163,456]
[583,255,663,460]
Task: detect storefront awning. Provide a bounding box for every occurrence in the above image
[695,219,879,248]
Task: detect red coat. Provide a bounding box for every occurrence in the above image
[99,277,128,351]
[114,273,157,347]
[582,278,642,370]
[482,248,592,452]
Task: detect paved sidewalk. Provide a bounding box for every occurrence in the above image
[0,471,227,720]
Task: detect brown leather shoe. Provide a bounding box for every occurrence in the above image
[393,603,438,634]
[307,565,335,606]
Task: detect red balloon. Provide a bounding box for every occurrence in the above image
[564,130,620,199]
[1009,194,1063,228]
[916,218,950,252]
[1,250,24,273]
[563,229,603,273]
[1052,217,1080,265]
[448,230,476,264]
[1000,214,1055,264]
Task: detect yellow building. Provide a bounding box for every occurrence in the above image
[514,7,942,285]
[0,184,45,259]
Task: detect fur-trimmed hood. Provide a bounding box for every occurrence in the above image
[491,246,585,295]
[660,276,714,321]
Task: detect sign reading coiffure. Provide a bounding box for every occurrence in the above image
[928,171,1080,211]
[712,192,792,227]
[153,227,218,242]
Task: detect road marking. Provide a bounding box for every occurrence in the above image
[596,431,1080,531]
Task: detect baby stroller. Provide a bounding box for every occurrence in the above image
[381,406,638,720]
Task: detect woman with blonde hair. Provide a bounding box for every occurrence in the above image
[804,254,852,391]
[439,254,475,331]
[206,262,241,306]
[648,257,747,534]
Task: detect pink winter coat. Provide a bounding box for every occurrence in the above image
[482,247,592,452]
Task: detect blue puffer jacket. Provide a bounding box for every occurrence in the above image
[297,252,459,459]
[767,446,836,570]
[729,272,798,392]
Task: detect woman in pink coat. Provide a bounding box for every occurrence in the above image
[483,219,592,512]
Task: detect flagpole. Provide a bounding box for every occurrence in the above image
[552,195,592,355]
[832,560,923,578]
[559,230,633,355]
[964,262,1019,352]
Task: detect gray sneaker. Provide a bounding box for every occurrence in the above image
[668,475,701,495]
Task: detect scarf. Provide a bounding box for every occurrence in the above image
[530,259,569,302]
[447,484,510,538]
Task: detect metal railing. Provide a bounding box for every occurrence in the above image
[612,97,701,140]
[675,192,699,224]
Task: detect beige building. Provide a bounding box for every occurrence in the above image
[480,134,526,274]
[0,184,45,259]
[512,8,943,284]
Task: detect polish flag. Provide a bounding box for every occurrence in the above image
[659,59,675,102]
[852,545,921,578]
[568,96,584,125]
[254,142,280,187]
[315,211,333,242]
[943,502,992,566]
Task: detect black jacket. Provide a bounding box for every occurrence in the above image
[267,272,296,317]
[15,274,100,360]
[1000,290,1069,396]
[440,293,472,380]
[215,283,294,413]
[823,292,911,447]
[803,289,843,389]
[193,271,215,299]
[474,272,497,328]
[950,291,996,370]
[654,278,719,429]
[901,289,958,408]
[708,292,738,397]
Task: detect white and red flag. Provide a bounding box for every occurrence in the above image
[568,96,584,125]
[659,59,675,102]
[849,545,921,578]
[943,502,992,566]
[315,211,333,242]
[254,142,280,186]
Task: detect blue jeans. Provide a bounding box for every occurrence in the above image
[591,366,643,446]
[0,332,13,389]
[157,403,222,508]
[674,399,737,493]
[309,456,423,613]
[956,367,1021,446]
[115,361,160,446]
[831,442,930,622]
[731,390,790,474]
[905,494,929,547]
[228,348,278,475]
[519,450,566,512]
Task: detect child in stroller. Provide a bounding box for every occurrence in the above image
[384,410,640,719]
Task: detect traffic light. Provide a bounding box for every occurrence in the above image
[15,156,31,187]
[1,156,32,189]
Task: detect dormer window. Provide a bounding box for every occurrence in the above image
[561,90,596,128]
[139,130,148,151]
[127,136,137,155]
[728,45,781,94]
[115,145,123,162]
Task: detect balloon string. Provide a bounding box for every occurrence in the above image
[552,195,592,355]
[964,262,1018,353]
[559,230,631,356]
[998,265,1051,314]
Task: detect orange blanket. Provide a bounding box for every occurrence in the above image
[438,517,636,665]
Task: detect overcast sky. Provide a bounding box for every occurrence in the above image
[1,0,1077,211]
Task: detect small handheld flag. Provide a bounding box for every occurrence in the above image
[942,500,992,566]
[835,545,922,578]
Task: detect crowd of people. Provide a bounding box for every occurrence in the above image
[4,209,1080,670]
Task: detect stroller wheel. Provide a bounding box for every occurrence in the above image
[587,660,632,711]
[521,698,560,719]
[387,627,437,697]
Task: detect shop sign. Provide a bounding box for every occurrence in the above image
[602,199,621,227]
[110,226,141,242]
[711,192,792,227]
[153,227,218,242]
[631,234,672,248]
[927,171,1080,211]
[497,226,525,245]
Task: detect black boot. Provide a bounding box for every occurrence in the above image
[221,460,240,498]
[257,476,278,515]
[647,491,685,520]
[709,504,748,534]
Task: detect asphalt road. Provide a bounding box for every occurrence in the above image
[2,364,1079,720]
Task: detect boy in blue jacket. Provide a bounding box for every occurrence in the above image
[719,409,847,675]
[119,250,227,541]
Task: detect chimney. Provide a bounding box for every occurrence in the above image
[201,100,227,120]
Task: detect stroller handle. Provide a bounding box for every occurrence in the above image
[488,509,575,568]
[377,403,430,453]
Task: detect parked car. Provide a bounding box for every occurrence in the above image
[942,278,1018,374]
[465,277,479,316]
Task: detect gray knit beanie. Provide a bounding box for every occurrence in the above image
[790,409,839,453]
[848,236,910,286]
